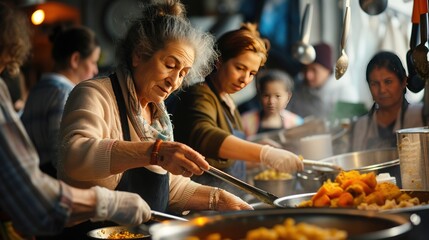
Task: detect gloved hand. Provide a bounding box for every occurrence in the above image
[91,186,151,226]
[215,189,253,211]
[260,145,304,173]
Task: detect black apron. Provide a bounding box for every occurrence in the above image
[110,73,169,212]
[364,100,408,150]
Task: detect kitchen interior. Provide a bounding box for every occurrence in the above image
[5,0,429,239]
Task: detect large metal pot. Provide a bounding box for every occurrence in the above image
[149,208,416,240]
[297,148,400,192]
[274,190,429,240]
[397,127,429,190]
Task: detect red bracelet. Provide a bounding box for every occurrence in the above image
[150,139,163,165]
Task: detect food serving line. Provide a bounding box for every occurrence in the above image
[86,145,429,239]
[86,0,429,236]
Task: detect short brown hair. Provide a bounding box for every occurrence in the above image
[216,23,270,66]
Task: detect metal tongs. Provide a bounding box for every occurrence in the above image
[204,166,279,206]
[302,159,343,171]
[150,210,188,222]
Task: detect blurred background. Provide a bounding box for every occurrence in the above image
[3,0,418,110]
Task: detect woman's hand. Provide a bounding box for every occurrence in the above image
[156,141,209,177]
[259,145,304,173]
[215,189,253,211]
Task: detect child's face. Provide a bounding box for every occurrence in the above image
[260,80,291,114]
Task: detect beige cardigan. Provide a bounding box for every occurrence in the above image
[56,76,200,212]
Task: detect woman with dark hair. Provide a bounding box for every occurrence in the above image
[172,23,303,196]
[21,26,100,177]
[351,51,425,151]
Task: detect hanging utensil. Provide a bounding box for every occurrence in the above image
[335,1,351,80]
[204,166,279,206]
[292,3,316,65]
[412,0,429,80]
[359,0,388,16]
[407,0,426,93]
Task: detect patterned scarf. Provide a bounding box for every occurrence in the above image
[117,68,173,142]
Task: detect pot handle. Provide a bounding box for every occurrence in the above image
[409,213,422,227]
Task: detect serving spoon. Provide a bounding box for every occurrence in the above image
[412,0,429,80]
[335,2,351,80]
[292,3,316,65]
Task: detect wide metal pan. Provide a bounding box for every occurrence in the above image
[274,190,429,240]
[149,208,417,240]
[87,210,188,239]
[87,226,150,240]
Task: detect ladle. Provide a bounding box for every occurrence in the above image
[407,0,425,93]
[292,3,316,65]
[335,2,351,80]
[412,0,429,80]
[359,0,388,16]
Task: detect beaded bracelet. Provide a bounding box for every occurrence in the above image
[209,187,221,210]
[150,139,163,165]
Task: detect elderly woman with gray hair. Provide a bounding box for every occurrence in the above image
[56,0,251,234]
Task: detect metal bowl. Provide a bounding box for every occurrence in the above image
[149,208,415,240]
[301,148,401,187]
[254,177,297,197]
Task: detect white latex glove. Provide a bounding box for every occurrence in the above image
[260,145,304,173]
[91,186,151,226]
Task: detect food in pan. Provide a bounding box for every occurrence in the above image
[298,170,426,210]
[254,169,293,180]
[185,218,347,240]
[107,230,145,239]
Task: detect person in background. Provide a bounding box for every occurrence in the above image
[56,1,251,237]
[21,26,100,178]
[2,71,27,114]
[0,2,153,239]
[287,42,355,120]
[350,51,425,151]
[241,69,304,137]
[171,23,303,197]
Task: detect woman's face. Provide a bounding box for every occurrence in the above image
[216,51,262,94]
[132,41,194,106]
[368,67,406,109]
[261,81,291,115]
[75,46,101,81]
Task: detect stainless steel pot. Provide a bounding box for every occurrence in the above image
[274,190,429,240]
[297,148,400,191]
[397,127,429,190]
[253,176,297,197]
[149,208,416,240]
